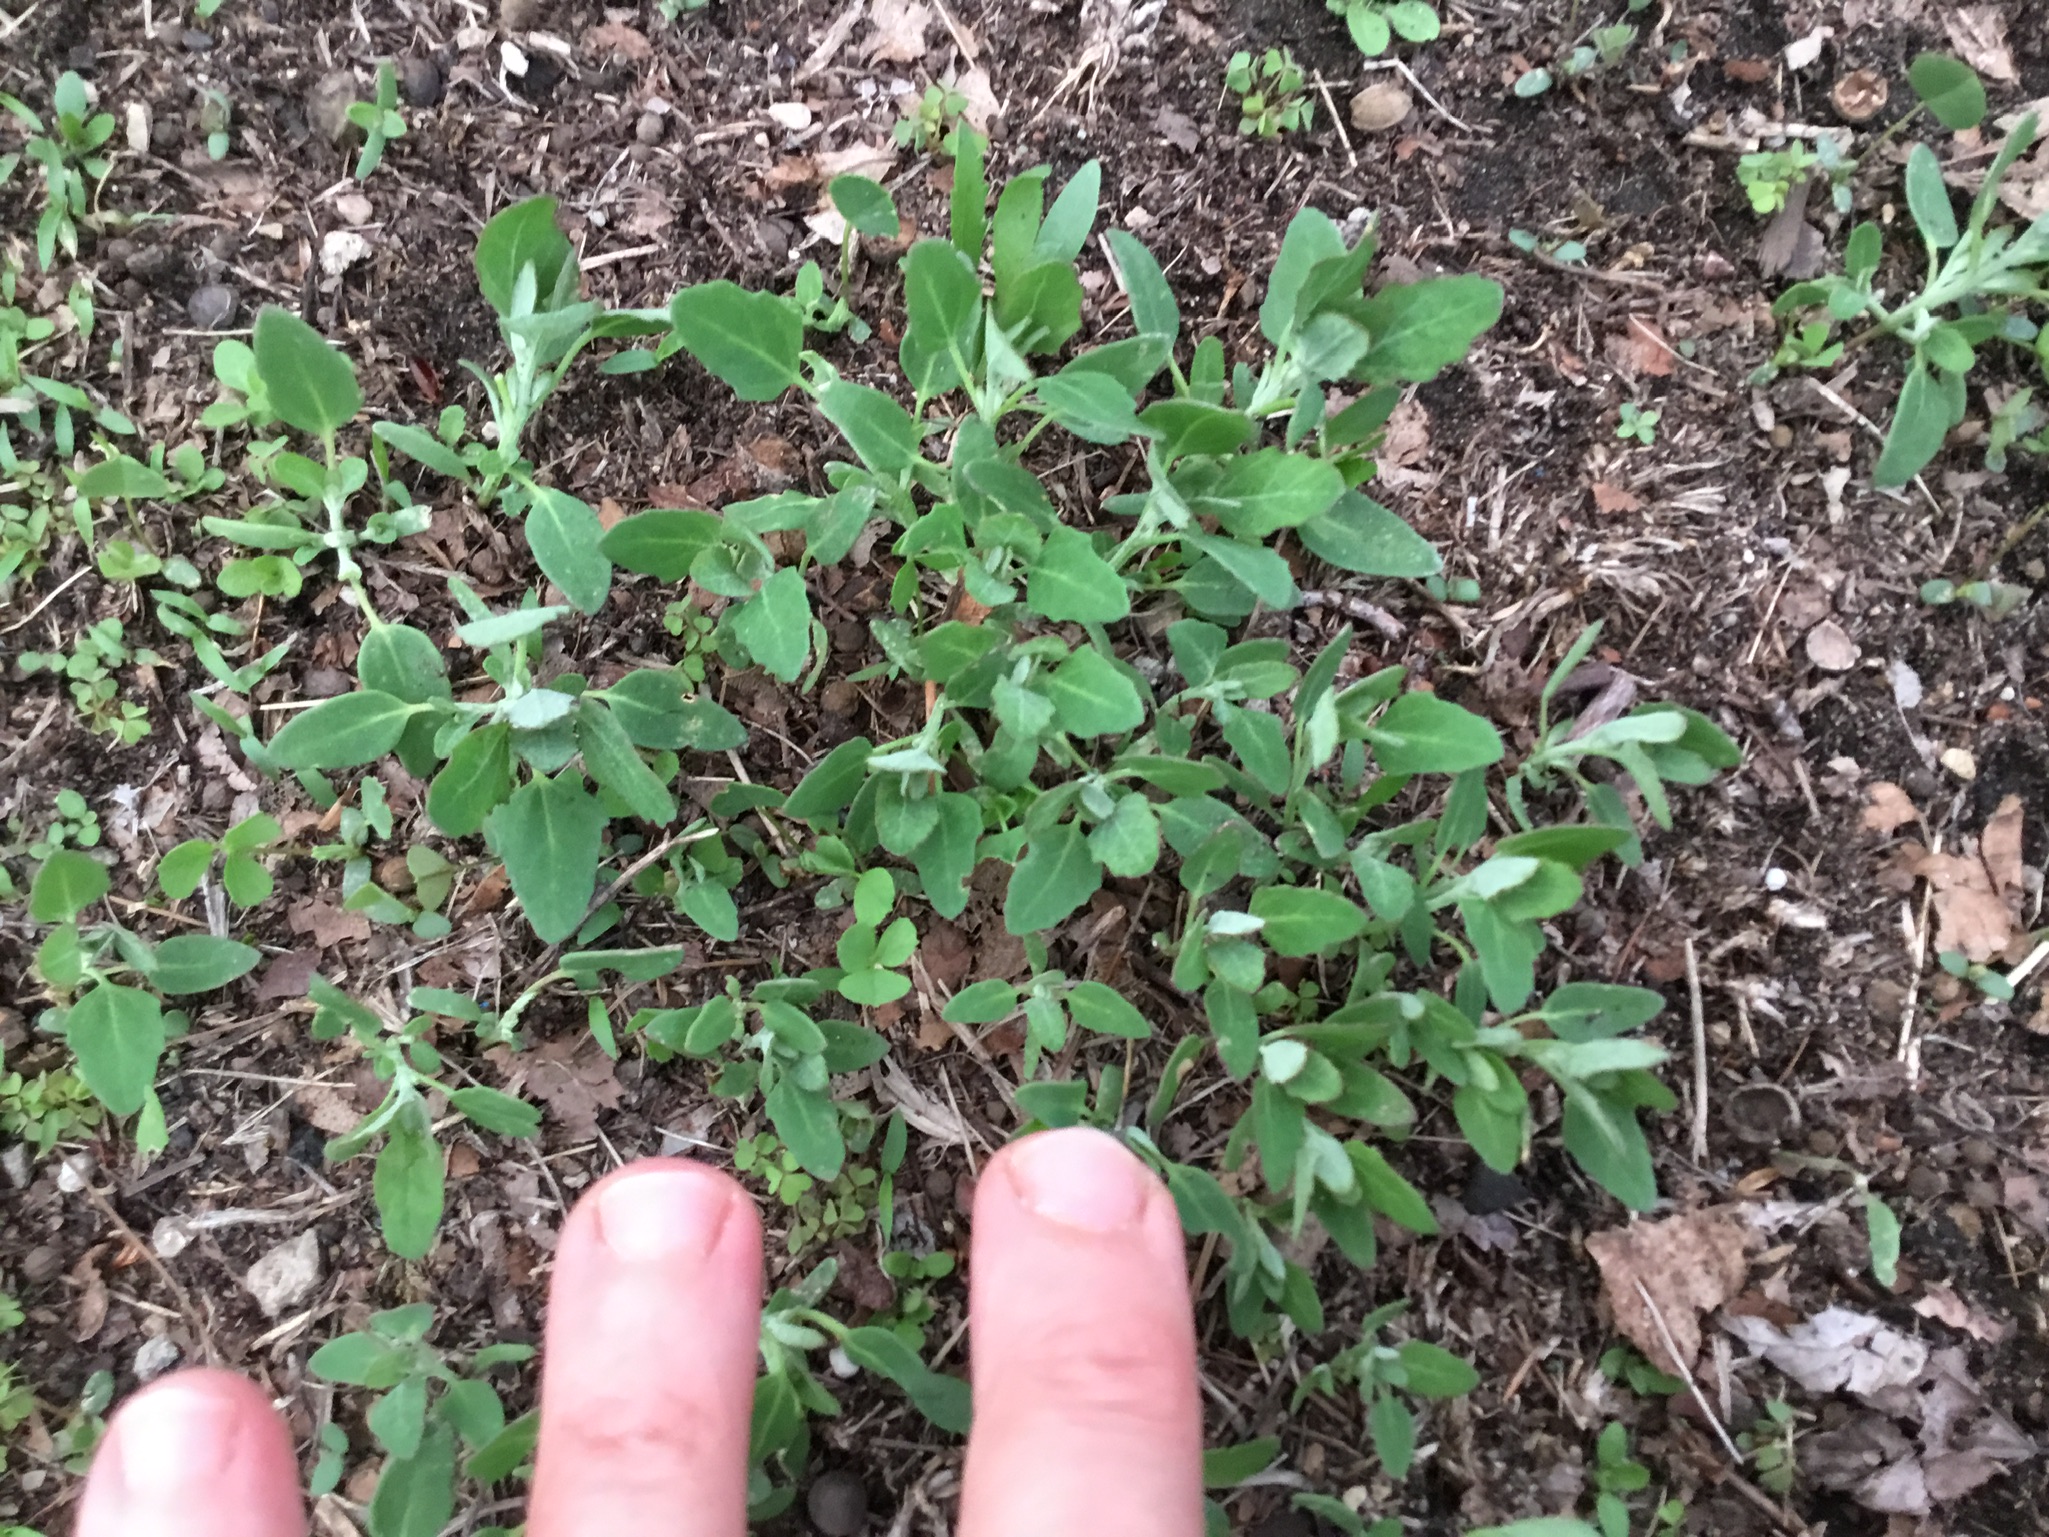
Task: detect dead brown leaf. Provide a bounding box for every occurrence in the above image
[1723,57,1773,82]
[293,1082,363,1136]
[1914,1285,2013,1343]
[582,21,653,60]
[71,1247,109,1343]
[506,1036,623,1141]
[289,900,372,948]
[1590,480,1642,513]
[1982,793,2024,898]
[1862,782,1921,833]
[1586,1206,1752,1374]
[1942,6,2017,82]
[865,0,932,61]
[1605,315,1676,378]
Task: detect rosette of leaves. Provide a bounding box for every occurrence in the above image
[308,977,541,1258]
[155,812,283,907]
[257,588,746,944]
[308,1305,537,1537]
[637,978,889,1180]
[23,850,259,1140]
[1290,1300,1479,1478]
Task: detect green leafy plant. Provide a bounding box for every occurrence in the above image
[833,867,919,1005]
[23,849,261,1142]
[308,1305,536,1537]
[1758,57,2049,487]
[306,977,541,1259]
[1739,1398,1801,1497]
[1,72,116,269]
[1597,1344,1684,1397]
[735,1126,882,1252]
[1736,138,1856,217]
[1615,402,1659,444]
[14,617,161,744]
[1589,1421,1685,1537]
[0,1049,104,1154]
[10,788,101,862]
[1327,0,1440,56]
[1921,575,2030,619]
[345,63,407,180]
[155,812,282,907]
[1226,49,1314,138]
[1513,17,1642,98]
[1292,1301,1479,1477]
[893,83,967,155]
[1,256,135,458]
[749,1256,968,1518]
[199,89,232,161]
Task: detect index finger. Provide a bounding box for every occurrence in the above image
[959,1128,1205,1537]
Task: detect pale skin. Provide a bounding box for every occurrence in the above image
[76,1127,1204,1537]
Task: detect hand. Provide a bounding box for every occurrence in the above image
[76,1127,1203,1537]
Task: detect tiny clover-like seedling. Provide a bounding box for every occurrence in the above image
[750,1256,970,1519]
[638,976,889,1180]
[735,1126,883,1253]
[1512,20,1639,97]
[1291,1301,1479,1478]
[308,1305,537,1537]
[0,1048,105,1154]
[944,969,1152,1081]
[15,616,158,744]
[346,62,407,180]
[25,848,259,1139]
[1921,576,2031,619]
[1739,1399,1802,1497]
[156,811,282,907]
[21,788,100,860]
[308,976,541,1258]
[1327,0,1440,57]
[1589,1421,1686,1537]
[304,776,453,939]
[1615,401,1658,444]
[1737,138,1854,217]
[893,82,967,155]
[1225,48,1314,139]
[200,89,232,160]
[1761,56,2049,487]
[833,867,919,1006]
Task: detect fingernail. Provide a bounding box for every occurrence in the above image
[1008,1128,1150,1233]
[114,1382,239,1500]
[595,1164,735,1264]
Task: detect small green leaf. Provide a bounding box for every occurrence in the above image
[367,1425,458,1537]
[253,307,362,436]
[449,1087,541,1138]
[1397,1340,1478,1399]
[1004,821,1103,934]
[66,983,165,1117]
[485,774,606,943]
[1189,449,1344,539]
[944,978,1019,1024]
[829,173,899,236]
[1066,979,1152,1038]
[729,566,811,683]
[765,1080,844,1180]
[376,1107,445,1259]
[475,196,576,315]
[150,936,261,995]
[576,698,676,825]
[1088,793,1161,877]
[840,1326,972,1434]
[523,486,613,615]
[901,238,983,395]
[156,840,216,901]
[428,724,515,837]
[1904,143,1959,249]
[1248,886,1367,956]
[819,379,922,475]
[1045,648,1146,738]
[1027,527,1130,623]
[29,849,109,923]
[600,508,724,580]
[1202,1437,1280,1488]
[1297,490,1441,577]
[1875,359,1955,487]
[669,281,803,400]
[1368,692,1503,774]
[269,691,416,771]
[1908,53,1986,131]
[1354,274,1504,384]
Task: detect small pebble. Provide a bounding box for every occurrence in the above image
[307,69,360,145]
[635,110,665,145]
[1,1144,30,1190]
[397,56,443,108]
[1464,1166,1530,1215]
[151,116,184,152]
[133,1335,182,1383]
[188,283,239,331]
[1965,1177,1999,1210]
[1962,1136,1997,1169]
[807,1470,868,1536]
[21,1245,62,1285]
[244,1230,323,1319]
[1724,1083,1801,1146]
[1906,1164,1948,1202]
[501,0,544,29]
[56,1152,94,1193]
[259,0,279,19]
[1805,1128,1840,1158]
[1349,80,1411,132]
[67,43,97,72]
[181,27,214,51]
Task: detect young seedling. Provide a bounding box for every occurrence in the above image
[892,83,967,155]
[346,62,407,180]
[1291,1301,1479,1477]
[199,89,233,161]
[15,617,161,744]
[1760,57,2049,486]
[1,72,117,270]
[1226,48,1314,138]
[1920,576,2030,619]
[1513,15,1643,97]
[1615,401,1659,444]
[308,1305,537,1537]
[1326,0,1440,56]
